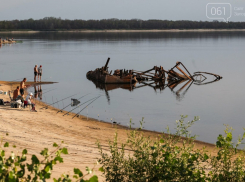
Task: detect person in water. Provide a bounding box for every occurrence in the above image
[34,65,38,82]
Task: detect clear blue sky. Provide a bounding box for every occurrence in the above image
[0,0,244,21]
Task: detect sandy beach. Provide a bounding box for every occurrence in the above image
[0,80,218,181]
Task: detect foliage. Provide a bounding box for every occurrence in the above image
[98,115,245,182]
[1,17,245,31]
[0,136,98,182]
[207,126,245,181]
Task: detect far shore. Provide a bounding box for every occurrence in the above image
[1,29,245,33]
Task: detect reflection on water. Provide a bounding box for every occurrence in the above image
[34,85,42,100]
[2,31,245,41]
[88,79,135,104]
[88,76,221,103]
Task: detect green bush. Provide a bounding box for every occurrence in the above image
[208,126,245,181]
[0,136,98,182]
[97,115,245,182]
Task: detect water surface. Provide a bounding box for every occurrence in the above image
[1,31,245,144]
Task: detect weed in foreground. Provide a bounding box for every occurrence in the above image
[97,115,245,182]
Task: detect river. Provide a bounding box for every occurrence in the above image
[1,31,245,144]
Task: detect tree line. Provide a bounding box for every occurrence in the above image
[0,17,245,30]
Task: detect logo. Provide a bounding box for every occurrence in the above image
[206,3,232,22]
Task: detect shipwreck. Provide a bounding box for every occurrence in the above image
[87,57,222,85]
[87,58,137,84]
[86,58,223,102]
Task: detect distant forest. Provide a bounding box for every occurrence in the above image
[0,17,245,30]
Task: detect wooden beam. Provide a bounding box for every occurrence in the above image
[176,66,192,80]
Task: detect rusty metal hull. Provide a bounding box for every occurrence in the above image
[86,70,137,84]
[105,75,136,84]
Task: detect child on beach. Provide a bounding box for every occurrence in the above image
[26,92,37,112]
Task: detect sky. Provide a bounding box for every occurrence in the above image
[0,0,245,22]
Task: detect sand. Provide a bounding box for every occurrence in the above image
[0,80,218,181]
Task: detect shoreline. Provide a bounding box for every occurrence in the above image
[0,80,217,180]
[0,80,217,147]
[1,29,245,33]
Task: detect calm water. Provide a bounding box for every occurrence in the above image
[1,32,245,144]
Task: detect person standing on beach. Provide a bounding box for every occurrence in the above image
[34,65,38,82]
[38,65,42,82]
[20,78,27,95]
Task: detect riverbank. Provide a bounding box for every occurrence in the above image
[0,80,218,181]
[1,29,245,33]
